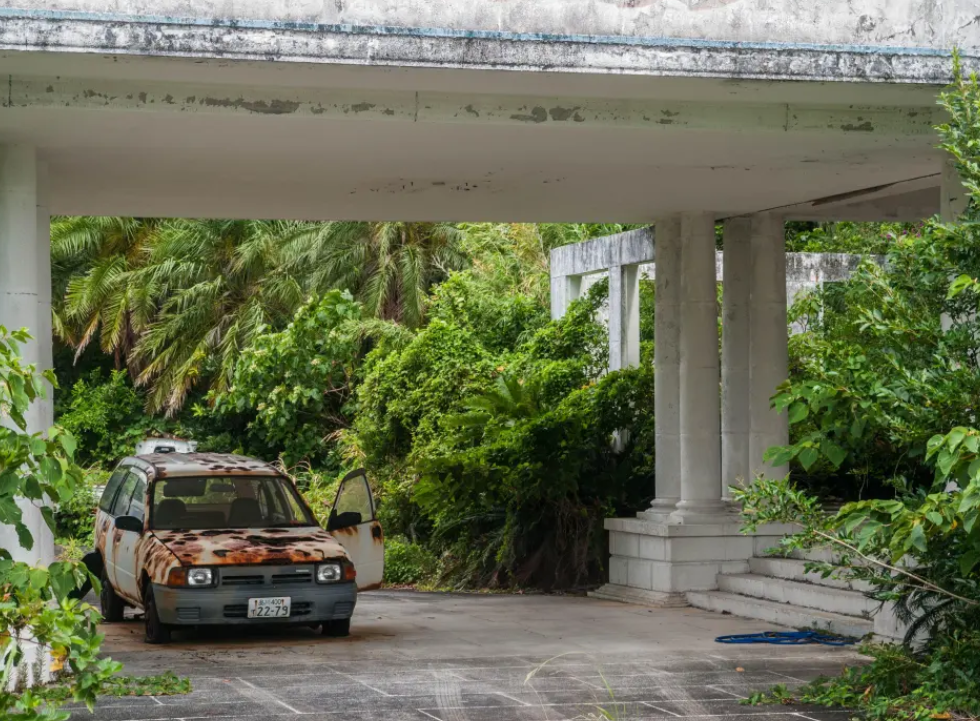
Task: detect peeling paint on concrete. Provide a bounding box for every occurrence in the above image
[510,106,548,123]
[202,96,301,114]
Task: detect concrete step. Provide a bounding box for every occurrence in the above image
[788,547,843,564]
[718,573,876,618]
[749,556,874,593]
[686,591,873,639]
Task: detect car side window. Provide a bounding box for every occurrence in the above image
[127,471,148,522]
[99,468,128,513]
[110,472,139,518]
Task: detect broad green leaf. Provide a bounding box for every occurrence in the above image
[909,523,928,553]
[15,522,34,551]
[787,402,809,425]
[821,440,847,468]
[798,447,820,471]
[960,550,980,576]
[925,511,944,525]
[59,430,77,459]
[947,428,968,452]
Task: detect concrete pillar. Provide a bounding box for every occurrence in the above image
[550,273,583,320]
[0,144,54,565]
[941,159,969,222]
[609,264,640,371]
[671,213,727,524]
[647,217,681,520]
[721,217,751,499]
[749,214,789,480]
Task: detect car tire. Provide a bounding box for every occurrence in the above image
[144,585,172,644]
[100,564,125,622]
[322,618,351,638]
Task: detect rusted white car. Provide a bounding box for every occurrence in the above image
[92,453,384,643]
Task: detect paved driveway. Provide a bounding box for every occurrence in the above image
[68,591,861,721]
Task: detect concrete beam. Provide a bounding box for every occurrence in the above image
[774,175,941,221]
[5,76,944,138]
[1,6,977,83]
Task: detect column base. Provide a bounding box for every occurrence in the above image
[640,497,679,523]
[669,499,732,525]
[589,584,688,608]
[604,516,798,596]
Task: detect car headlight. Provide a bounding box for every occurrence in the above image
[316,562,343,583]
[187,568,215,587]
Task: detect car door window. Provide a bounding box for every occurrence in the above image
[110,472,139,517]
[332,471,375,526]
[99,468,128,513]
[127,472,148,522]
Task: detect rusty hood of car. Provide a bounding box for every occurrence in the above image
[153,526,349,566]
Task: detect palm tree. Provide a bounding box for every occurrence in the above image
[52,216,161,369]
[131,219,309,415]
[52,217,469,414]
[283,221,468,327]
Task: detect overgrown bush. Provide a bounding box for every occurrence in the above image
[57,370,163,467]
[355,278,654,589]
[382,536,439,586]
[0,327,120,719]
[738,61,980,721]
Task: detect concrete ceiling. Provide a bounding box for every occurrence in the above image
[0,51,951,222]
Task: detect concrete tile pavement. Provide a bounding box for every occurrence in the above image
[68,590,863,720]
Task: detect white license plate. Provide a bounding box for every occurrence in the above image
[247,597,291,619]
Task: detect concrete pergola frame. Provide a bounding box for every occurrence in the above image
[549,197,963,607]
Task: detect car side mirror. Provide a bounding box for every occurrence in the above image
[327,510,363,532]
[115,515,143,533]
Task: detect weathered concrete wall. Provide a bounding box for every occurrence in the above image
[551,226,873,326]
[7,0,980,50]
[1,0,977,82]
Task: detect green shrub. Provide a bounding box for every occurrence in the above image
[53,468,106,543]
[382,535,439,586]
[57,370,164,467]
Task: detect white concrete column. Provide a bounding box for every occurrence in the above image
[550,273,583,320]
[749,214,789,480]
[609,264,640,372]
[721,217,751,500]
[671,213,727,524]
[647,217,681,520]
[0,144,54,565]
[36,161,54,431]
[941,159,969,222]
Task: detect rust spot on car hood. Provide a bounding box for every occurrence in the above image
[154,526,349,567]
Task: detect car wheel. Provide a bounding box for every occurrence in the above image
[321,618,351,638]
[143,585,172,644]
[99,564,125,622]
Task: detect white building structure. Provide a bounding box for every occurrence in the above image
[0,0,976,627]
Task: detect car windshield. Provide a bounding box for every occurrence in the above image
[149,476,315,530]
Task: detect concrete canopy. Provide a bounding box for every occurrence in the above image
[1,0,978,222]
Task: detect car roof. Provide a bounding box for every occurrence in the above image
[125,453,280,479]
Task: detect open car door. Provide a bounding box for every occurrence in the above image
[326,469,384,590]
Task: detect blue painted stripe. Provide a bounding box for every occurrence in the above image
[0,6,969,58]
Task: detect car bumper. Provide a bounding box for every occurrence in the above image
[151,581,357,626]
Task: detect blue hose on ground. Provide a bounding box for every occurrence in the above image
[715,631,857,646]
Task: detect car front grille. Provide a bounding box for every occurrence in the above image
[218,564,318,588]
[271,570,312,586]
[221,574,264,586]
